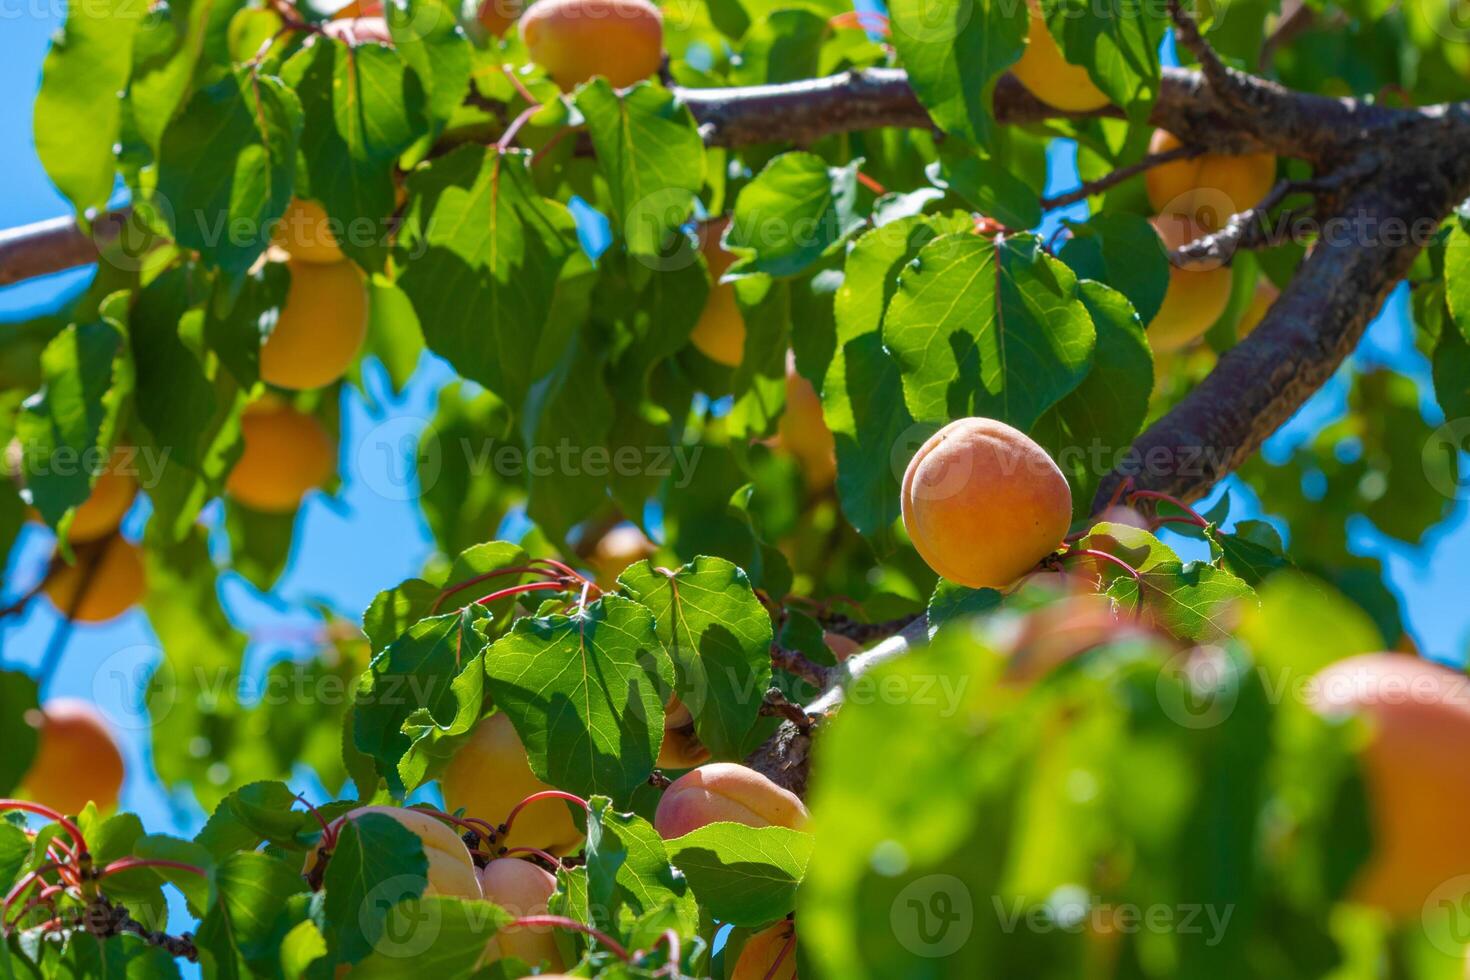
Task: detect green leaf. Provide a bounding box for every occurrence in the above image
[578,799,699,937]
[279,919,329,979]
[730,8,827,84]
[931,156,1041,230]
[0,673,40,796]
[1060,212,1170,324]
[578,80,705,257]
[1445,217,1470,343]
[727,153,864,278]
[157,68,303,274]
[1047,0,1165,119]
[884,232,1095,431]
[617,557,774,760]
[483,594,674,803]
[888,0,1027,146]
[388,0,473,156]
[0,821,30,889]
[665,823,813,927]
[927,580,1003,630]
[34,0,140,213]
[351,897,512,977]
[196,852,309,976]
[129,0,212,153]
[283,39,427,270]
[204,261,289,389]
[195,781,316,861]
[825,212,974,539]
[1432,313,1470,420]
[362,541,530,652]
[129,267,218,472]
[1207,520,1294,587]
[321,814,430,965]
[397,146,579,410]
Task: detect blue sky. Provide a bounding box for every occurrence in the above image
[2,4,1468,850]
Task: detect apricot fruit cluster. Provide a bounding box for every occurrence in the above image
[653,763,810,839]
[901,417,1072,590]
[523,0,663,89]
[18,699,125,815]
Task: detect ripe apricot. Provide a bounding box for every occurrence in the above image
[1236,277,1280,339]
[18,699,125,815]
[43,536,146,623]
[732,921,797,980]
[259,258,369,390]
[522,0,663,89]
[478,858,564,970]
[65,451,138,543]
[653,763,809,840]
[1145,129,1277,230]
[1009,0,1110,113]
[777,352,836,490]
[226,402,335,513]
[658,696,711,770]
[1309,654,1470,918]
[272,198,345,265]
[304,806,482,898]
[901,417,1072,590]
[477,0,523,35]
[587,524,656,587]
[442,713,584,854]
[1146,216,1232,353]
[688,217,744,367]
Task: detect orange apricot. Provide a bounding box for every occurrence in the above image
[658,696,711,770]
[1309,654,1470,919]
[1236,277,1280,339]
[731,920,798,980]
[477,0,523,35]
[777,352,836,490]
[900,417,1072,590]
[1009,0,1110,113]
[259,258,369,390]
[1145,129,1277,231]
[653,763,809,840]
[522,0,663,89]
[1146,216,1233,353]
[304,806,482,898]
[442,713,584,855]
[688,217,744,367]
[18,699,125,815]
[66,452,138,543]
[226,402,336,513]
[478,858,564,970]
[43,536,146,623]
[272,198,346,265]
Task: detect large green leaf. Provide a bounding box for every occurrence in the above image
[665,823,813,927]
[1060,212,1170,325]
[352,897,512,977]
[483,594,674,803]
[726,153,864,278]
[320,814,430,965]
[388,0,473,157]
[0,673,40,796]
[578,799,699,937]
[194,852,307,977]
[1047,0,1165,119]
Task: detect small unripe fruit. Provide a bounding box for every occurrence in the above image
[1236,278,1280,339]
[688,217,744,367]
[1309,654,1470,919]
[657,696,711,770]
[901,417,1072,590]
[305,806,482,899]
[522,0,663,89]
[1009,0,1110,112]
[259,258,369,390]
[44,536,147,623]
[442,713,584,854]
[1145,129,1277,231]
[226,402,336,513]
[478,858,563,970]
[732,921,798,980]
[477,0,523,35]
[1146,216,1232,353]
[19,699,125,815]
[777,352,836,490]
[653,763,809,840]
[272,198,345,265]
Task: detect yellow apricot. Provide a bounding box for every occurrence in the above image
[18,699,125,815]
[272,198,345,265]
[777,352,836,490]
[477,0,523,35]
[1236,277,1280,339]
[442,713,584,854]
[1009,0,1111,112]
[1310,654,1470,919]
[226,402,335,513]
[653,763,809,840]
[1146,216,1233,353]
[689,217,744,367]
[259,258,368,390]
[522,0,663,89]
[478,858,563,970]
[43,536,146,623]
[901,417,1072,590]
[304,806,482,899]
[732,921,798,980]
[587,524,656,587]
[67,456,138,543]
[658,696,711,770]
[1145,129,1277,231]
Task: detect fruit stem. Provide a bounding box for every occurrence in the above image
[637,927,681,976]
[1062,548,1144,587]
[503,846,562,870]
[0,801,88,855]
[501,790,592,838]
[496,104,544,153]
[98,858,208,879]
[763,929,796,980]
[506,915,631,961]
[429,566,563,615]
[855,170,888,196]
[295,793,338,850]
[1128,489,1208,527]
[474,580,569,609]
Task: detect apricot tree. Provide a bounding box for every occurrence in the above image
[0,0,1468,975]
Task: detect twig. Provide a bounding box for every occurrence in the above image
[758,689,813,732]
[1040,142,1207,211]
[1166,0,1251,114]
[769,644,834,689]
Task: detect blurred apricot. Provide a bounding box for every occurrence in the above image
[689,217,744,367]
[658,696,711,770]
[478,0,523,35]
[1147,216,1232,353]
[272,198,345,264]
[778,352,836,490]
[226,402,335,513]
[587,524,656,586]
[43,536,146,623]
[260,258,369,390]
[18,699,125,815]
[1145,129,1277,231]
[731,920,797,980]
[824,631,860,661]
[522,0,663,89]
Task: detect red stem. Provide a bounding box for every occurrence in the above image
[763,929,796,980]
[1063,548,1144,587]
[503,846,562,869]
[429,566,561,615]
[507,915,631,961]
[501,63,541,107]
[296,794,338,851]
[502,790,591,838]
[1128,489,1209,527]
[855,170,888,196]
[0,801,88,855]
[475,580,568,608]
[98,858,208,879]
[497,104,544,153]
